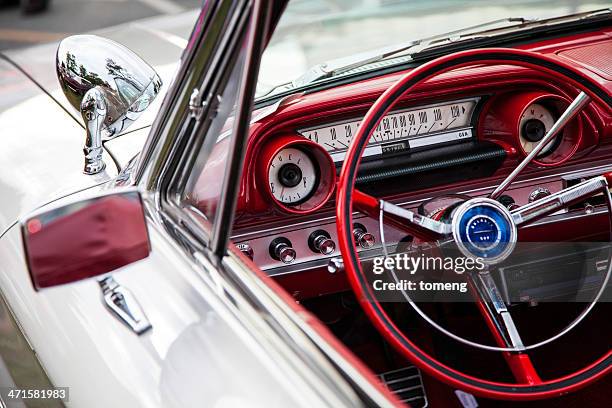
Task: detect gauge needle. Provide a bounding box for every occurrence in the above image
[336,140,349,148]
[444,118,457,130]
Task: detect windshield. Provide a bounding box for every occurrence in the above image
[257,0,609,98]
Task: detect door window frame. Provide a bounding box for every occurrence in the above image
[134,0,271,255]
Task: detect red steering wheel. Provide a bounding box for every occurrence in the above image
[336,48,611,400]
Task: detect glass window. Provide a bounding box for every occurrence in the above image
[181,41,248,228]
[257,0,608,98]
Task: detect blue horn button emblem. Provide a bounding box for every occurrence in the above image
[452,198,517,264]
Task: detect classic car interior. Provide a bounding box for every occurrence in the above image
[187,7,612,407]
[14,1,610,406]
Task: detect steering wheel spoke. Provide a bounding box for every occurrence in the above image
[511,176,610,227]
[467,271,543,384]
[354,189,451,240]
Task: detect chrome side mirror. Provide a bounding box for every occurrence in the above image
[56,35,162,174]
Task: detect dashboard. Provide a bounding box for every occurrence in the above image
[299,98,478,162]
[212,29,612,298]
[255,91,584,215]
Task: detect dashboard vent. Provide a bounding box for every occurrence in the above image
[379,366,428,407]
[558,42,612,80]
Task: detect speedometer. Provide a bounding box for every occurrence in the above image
[299,98,478,161]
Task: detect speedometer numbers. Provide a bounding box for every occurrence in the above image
[299,99,477,161]
[268,148,317,205]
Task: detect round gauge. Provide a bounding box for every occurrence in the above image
[268,148,318,205]
[481,92,582,167]
[519,103,557,156]
[259,135,336,214]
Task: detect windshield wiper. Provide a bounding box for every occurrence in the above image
[290,8,610,89]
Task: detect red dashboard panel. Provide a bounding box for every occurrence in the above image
[230,29,611,232]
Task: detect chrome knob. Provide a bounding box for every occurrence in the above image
[277,246,296,264]
[353,223,375,249]
[308,230,336,255]
[269,237,296,264]
[236,243,254,260]
[528,187,551,203]
[327,257,344,274]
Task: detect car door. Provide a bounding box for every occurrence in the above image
[0,1,392,407]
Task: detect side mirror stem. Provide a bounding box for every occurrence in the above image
[81,87,107,174]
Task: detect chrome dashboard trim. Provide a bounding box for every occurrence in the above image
[233,163,612,241]
[260,206,611,277]
[235,163,612,275]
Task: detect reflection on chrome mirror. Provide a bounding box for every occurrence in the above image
[56,35,162,174]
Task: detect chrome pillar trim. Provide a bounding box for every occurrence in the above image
[134,1,236,189]
[490,91,591,199]
[211,0,270,257]
[81,87,107,174]
[99,276,152,335]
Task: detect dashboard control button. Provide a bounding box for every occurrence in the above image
[327,257,344,274]
[353,223,375,249]
[236,243,254,260]
[308,230,336,255]
[498,194,519,210]
[269,237,296,264]
[528,187,551,203]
